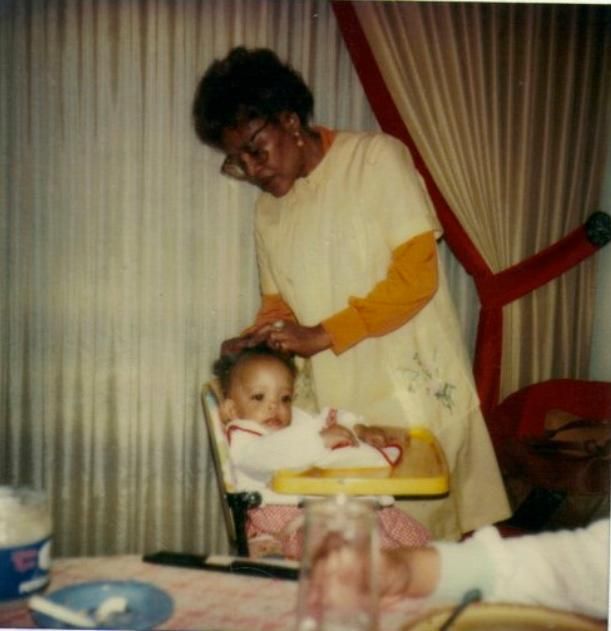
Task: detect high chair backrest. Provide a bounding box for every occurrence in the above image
[201,380,262,555]
[201,379,300,556]
[201,380,237,492]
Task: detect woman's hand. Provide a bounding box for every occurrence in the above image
[260,320,332,358]
[219,331,267,356]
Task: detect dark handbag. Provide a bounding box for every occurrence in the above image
[516,414,611,495]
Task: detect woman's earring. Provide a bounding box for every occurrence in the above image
[294,131,304,148]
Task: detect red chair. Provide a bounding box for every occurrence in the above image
[487,379,611,531]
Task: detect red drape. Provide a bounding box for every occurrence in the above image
[332,1,606,417]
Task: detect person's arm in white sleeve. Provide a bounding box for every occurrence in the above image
[432,518,609,619]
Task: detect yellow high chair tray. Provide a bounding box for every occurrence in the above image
[403,603,605,630]
[271,426,449,497]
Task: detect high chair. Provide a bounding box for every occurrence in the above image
[201,380,450,557]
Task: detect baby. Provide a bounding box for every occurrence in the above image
[213,344,430,559]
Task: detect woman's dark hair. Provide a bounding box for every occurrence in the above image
[213,343,298,396]
[192,47,314,148]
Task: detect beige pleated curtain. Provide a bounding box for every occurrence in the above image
[351,2,611,399]
[0,0,399,558]
[1,0,606,558]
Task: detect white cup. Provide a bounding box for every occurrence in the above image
[0,487,52,605]
[295,495,379,631]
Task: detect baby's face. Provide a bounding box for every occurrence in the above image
[225,357,294,430]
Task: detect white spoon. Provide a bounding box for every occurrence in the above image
[29,594,96,628]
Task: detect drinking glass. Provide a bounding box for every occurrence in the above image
[295,495,379,631]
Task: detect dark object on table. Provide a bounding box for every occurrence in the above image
[143,550,299,581]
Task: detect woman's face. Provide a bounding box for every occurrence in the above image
[220,113,306,198]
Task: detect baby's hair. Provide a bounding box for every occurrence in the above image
[213,343,298,397]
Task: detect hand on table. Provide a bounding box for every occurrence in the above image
[305,531,373,616]
[308,536,441,609]
[376,547,440,606]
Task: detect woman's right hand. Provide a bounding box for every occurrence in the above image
[220,332,265,356]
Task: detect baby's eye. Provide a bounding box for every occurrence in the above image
[252,145,267,157]
[251,393,264,401]
[281,395,292,404]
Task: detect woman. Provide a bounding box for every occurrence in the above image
[192,47,510,540]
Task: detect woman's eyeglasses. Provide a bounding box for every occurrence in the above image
[221,121,270,181]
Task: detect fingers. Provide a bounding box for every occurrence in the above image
[266,323,292,352]
[366,432,387,449]
[244,329,270,347]
[223,321,307,355]
[325,408,338,427]
[220,331,270,355]
[220,335,253,356]
[225,321,328,359]
[355,425,389,449]
[320,425,359,449]
[269,334,288,352]
[220,321,291,356]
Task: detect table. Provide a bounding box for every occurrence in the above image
[0,555,425,630]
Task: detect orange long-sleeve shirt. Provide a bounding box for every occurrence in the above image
[251,230,438,354]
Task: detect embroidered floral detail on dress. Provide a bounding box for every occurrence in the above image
[401,352,456,411]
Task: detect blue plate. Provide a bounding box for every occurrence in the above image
[31,580,174,630]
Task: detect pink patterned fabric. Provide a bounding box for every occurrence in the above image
[0,555,426,630]
[247,505,431,560]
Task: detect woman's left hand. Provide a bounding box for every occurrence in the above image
[259,320,332,358]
